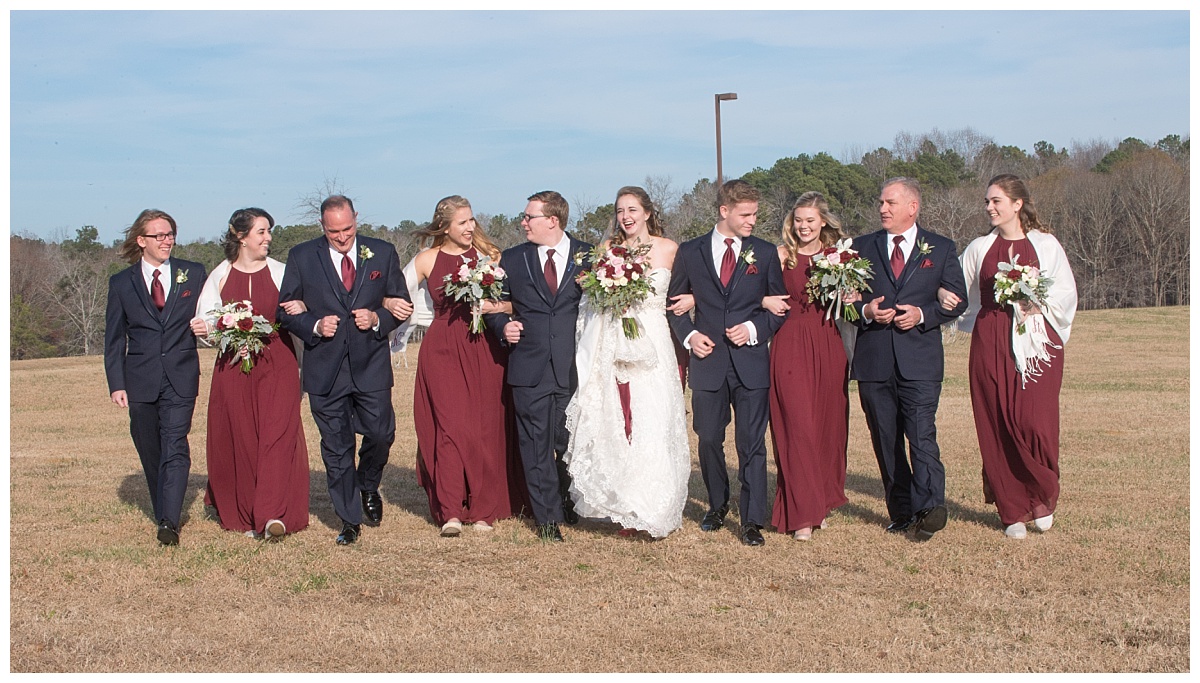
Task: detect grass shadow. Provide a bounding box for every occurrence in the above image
[117,472,205,528]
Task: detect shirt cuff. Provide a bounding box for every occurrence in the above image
[743,321,759,346]
[682,330,697,350]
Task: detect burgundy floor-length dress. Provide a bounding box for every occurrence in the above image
[205,266,309,534]
[413,248,527,526]
[768,254,850,533]
[970,237,1064,525]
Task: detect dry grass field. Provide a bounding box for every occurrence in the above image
[8,306,1190,672]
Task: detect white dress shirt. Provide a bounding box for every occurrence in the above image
[866,223,924,324]
[537,233,571,290]
[141,258,171,295]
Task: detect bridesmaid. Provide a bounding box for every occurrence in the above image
[940,175,1077,539]
[763,192,850,541]
[191,208,309,540]
[402,195,526,536]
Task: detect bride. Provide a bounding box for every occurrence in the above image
[564,186,691,539]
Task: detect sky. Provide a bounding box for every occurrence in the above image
[6,8,1192,244]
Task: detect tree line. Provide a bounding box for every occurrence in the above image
[10,129,1188,360]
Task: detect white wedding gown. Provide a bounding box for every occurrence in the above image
[564,268,691,538]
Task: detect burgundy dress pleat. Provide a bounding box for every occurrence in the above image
[204,266,309,534]
[768,254,850,533]
[413,248,527,525]
[970,237,1064,525]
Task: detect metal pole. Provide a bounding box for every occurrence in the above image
[715,94,724,187]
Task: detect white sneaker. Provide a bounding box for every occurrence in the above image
[472,521,493,532]
[1004,522,1027,539]
[1033,514,1054,532]
[440,520,462,537]
[265,519,286,539]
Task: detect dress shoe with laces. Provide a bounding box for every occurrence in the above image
[911,505,948,541]
[361,490,383,526]
[741,525,765,546]
[885,517,914,533]
[537,523,564,542]
[336,521,361,545]
[156,522,179,546]
[700,505,729,532]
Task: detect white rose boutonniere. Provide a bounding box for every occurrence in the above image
[739,248,759,274]
[176,269,189,284]
[360,244,374,261]
[916,238,933,257]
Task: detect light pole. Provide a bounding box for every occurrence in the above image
[714,92,738,187]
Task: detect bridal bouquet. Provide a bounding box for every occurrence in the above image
[574,241,653,339]
[805,238,874,322]
[443,253,506,334]
[208,300,278,373]
[993,254,1053,335]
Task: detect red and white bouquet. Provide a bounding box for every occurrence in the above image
[208,300,278,373]
[574,241,653,339]
[994,254,1053,335]
[805,238,874,322]
[442,253,507,334]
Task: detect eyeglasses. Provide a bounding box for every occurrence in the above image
[143,232,177,243]
[519,213,548,223]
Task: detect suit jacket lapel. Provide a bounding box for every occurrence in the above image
[131,267,158,321]
[523,242,551,305]
[319,239,351,308]
[727,239,756,294]
[896,227,925,291]
[700,234,723,291]
[160,265,180,322]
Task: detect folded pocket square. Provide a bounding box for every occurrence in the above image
[920,258,934,269]
[370,270,382,280]
[181,289,192,297]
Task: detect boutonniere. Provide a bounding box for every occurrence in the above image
[740,248,758,275]
[916,238,933,257]
[359,244,374,261]
[175,269,189,284]
[369,270,381,280]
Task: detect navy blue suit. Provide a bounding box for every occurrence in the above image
[104,258,206,529]
[667,233,787,527]
[851,225,967,521]
[485,237,591,525]
[277,235,409,525]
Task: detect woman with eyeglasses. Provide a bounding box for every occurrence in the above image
[190,208,309,540]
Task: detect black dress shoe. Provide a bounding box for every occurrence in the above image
[361,491,383,527]
[740,525,765,546]
[562,502,579,525]
[912,505,948,540]
[537,523,564,542]
[700,505,729,532]
[156,522,179,546]
[336,521,362,545]
[886,517,914,533]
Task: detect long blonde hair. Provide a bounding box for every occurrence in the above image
[411,195,500,260]
[780,192,844,269]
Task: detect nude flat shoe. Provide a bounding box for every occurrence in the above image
[440,520,462,537]
[793,527,813,541]
[1033,514,1054,532]
[1004,522,1027,539]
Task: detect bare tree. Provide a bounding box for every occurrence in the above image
[642,174,679,216]
[1067,138,1116,172]
[293,175,349,225]
[920,185,985,248]
[1112,150,1189,306]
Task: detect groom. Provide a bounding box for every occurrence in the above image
[667,180,787,546]
[486,190,590,542]
[278,195,412,545]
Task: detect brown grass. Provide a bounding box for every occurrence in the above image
[8,307,1190,672]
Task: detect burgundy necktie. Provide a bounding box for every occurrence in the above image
[544,248,558,297]
[151,270,166,311]
[890,235,905,279]
[341,253,355,292]
[719,238,736,287]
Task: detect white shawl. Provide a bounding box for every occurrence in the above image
[389,251,436,362]
[191,257,303,367]
[957,229,1078,385]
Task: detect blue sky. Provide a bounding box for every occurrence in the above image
[8,9,1191,244]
